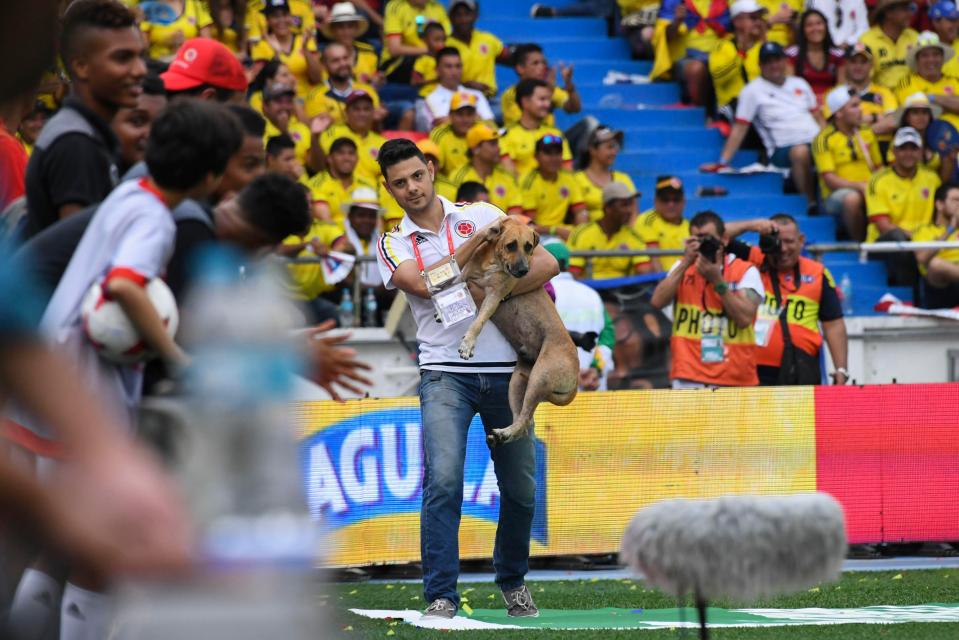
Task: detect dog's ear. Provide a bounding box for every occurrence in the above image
[530,228,540,248]
[484,219,503,241]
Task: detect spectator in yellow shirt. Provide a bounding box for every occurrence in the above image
[858,0,919,89]
[866,126,941,283]
[656,0,732,106]
[929,1,959,76]
[521,134,587,240]
[573,126,637,222]
[448,0,507,98]
[316,89,388,183]
[499,79,572,176]
[913,183,959,307]
[306,136,376,225]
[246,0,315,41]
[568,182,652,279]
[266,133,306,181]
[320,2,380,86]
[412,21,449,97]
[430,91,479,177]
[249,59,308,123]
[895,31,959,131]
[140,0,214,62]
[500,44,581,126]
[305,43,387,127]
[250,0,323,99]
[814,86,883,241]
[262,83,319,171]
[710,0,766,120]
[380,0,451,83]
[449,124,523,214]
[889,92,954,180]
[758,0,801,46]
[634,176,691,272]
[843,43,900,144]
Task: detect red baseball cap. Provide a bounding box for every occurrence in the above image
[161,38,248,93]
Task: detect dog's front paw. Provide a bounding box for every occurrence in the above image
[458,336,476,360]
[491,424,523,444]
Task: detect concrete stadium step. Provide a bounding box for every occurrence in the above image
[682,195,808,216]
[630,172,785,195]
[495,59,654,91]
[623,126,722,148]
[821,258,888,284]
[478,17,608,39]
[615,149,758,172]
[479,0,548,17]
[578,83,681,106]
[537,37,632,61]
[557,107,705,130]
[853,285,912,314]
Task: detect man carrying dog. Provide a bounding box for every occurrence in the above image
[650,210,764,388]
[374,138,559,620]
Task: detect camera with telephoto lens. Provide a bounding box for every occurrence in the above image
[759,228,782,257]
[698,235,721,263]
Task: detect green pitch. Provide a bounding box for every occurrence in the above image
[327,569,959,638]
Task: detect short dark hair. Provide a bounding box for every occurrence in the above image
[378,138,427,180]
[238,173,311,242]
[146,100,243,190]
[266,134,295,157]
[143,73,166,96]
[689,210,726,237]
[170,83,238,102]
[422,21,446,38]
[515,78,549,110]
[513,43,543,68]
[60,0,138,73]
[769,212,798,228]
[249,58,282,94]
[456,181,488,202]
[330,136,358,154]
[935,184,959,202]
[225,103,266,138]
[436,47,461,65]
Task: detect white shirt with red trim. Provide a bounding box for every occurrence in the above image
[376,196,516,373]
[735,76,820,154]
[40,178,176,424]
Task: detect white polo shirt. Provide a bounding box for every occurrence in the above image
[736,76,821,155]
[376,196,516,373]
[422,85,494,127]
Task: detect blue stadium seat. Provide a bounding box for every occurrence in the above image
[615,149,759,172]
[538,38,632,61]
[681,195,808,217]
[629,172,785,195]
[623,127,722,148]
[494,60,653,96]
[478,17,608,39]
[557,107,705,129]
[579,83,682,107]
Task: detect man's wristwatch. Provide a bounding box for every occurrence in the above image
[831,367,849,383]
[714,280,730,295]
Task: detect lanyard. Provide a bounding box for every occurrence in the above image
[411,220,456,274]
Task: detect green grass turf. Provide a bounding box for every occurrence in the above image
[326,569,959,638]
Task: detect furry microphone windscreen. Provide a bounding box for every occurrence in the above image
[620,492,846,602]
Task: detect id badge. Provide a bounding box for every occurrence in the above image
[432,282,476,327]
[424,259,459,293]
[753,303,780,347]
[701,318,725,364]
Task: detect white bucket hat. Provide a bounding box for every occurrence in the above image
[321,2,370,40]
[906,31,955,72]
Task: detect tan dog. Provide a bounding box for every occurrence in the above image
[457,217,579,444]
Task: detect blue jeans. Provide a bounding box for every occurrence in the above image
[418,370,536,607]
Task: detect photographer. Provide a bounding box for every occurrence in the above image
[651,211,764,389]
[726,215,849,385]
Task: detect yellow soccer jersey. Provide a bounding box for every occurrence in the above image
[812,124,882,197]
[413,54,439,98]
[857,83,898,141]
[350,41,380,85]
[319,124,387,184]
[430,124,470,177]
[634,208,690,271]
[264,117,312,168]
[246,0,315,40]
[380,183,405,229]
[250,34,319,98]
[304,82,380,122]
[449,164,523,212]
[574,171,637,222]
[757,0,802,46]
[499,124,572,177]
[448,30,504,96]
[283,220,345,300]
[568,221,650,279]
[896,72,959,131]
[946,39,959,78]
[709,38,762,108]
[500,84,570,127]
[141,0,213,61]
[865,166,940,241]
[520,169,584,230]
[306,171,376,226]
[859,25,919,90]
[381,0,451,65]
[912,222,959,275]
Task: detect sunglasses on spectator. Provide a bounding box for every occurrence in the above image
[539,135,563,145]
[658,195,683,203]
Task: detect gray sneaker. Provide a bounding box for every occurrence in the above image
[502,585,539,617]
[422,598,457,619]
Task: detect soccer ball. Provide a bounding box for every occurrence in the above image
[81,277,179,365]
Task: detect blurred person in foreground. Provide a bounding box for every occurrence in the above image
[913,183,959,308]
[567,182,652,280]
[726,215,849,385]
[651,210,764,388]
[634,175,690,272]
[866,125,941,284]
[23,0,146,239]
[544,241,615,391]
